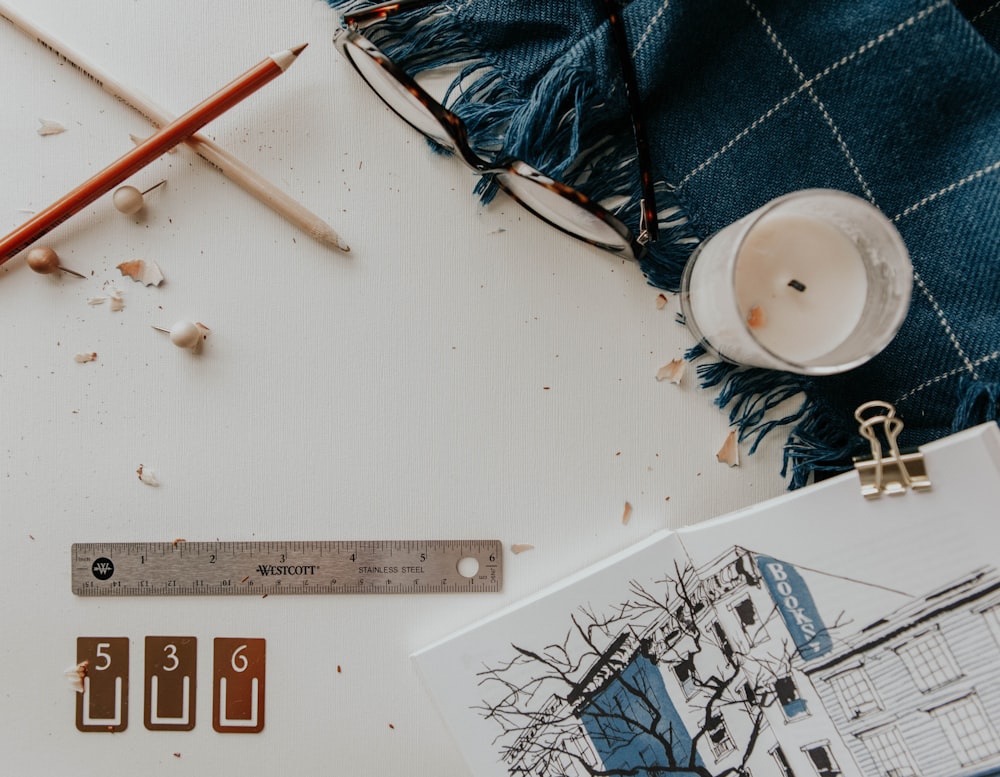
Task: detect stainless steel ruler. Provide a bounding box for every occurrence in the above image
[71,540,502,596]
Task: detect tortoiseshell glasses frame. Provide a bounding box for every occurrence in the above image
[334,0,658,261]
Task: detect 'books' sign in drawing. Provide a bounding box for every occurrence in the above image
[414,423,1000,777]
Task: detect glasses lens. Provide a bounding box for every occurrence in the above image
[344,42,454,149]
[496,172,631,252]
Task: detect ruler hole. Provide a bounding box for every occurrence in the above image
[457,556,479,579]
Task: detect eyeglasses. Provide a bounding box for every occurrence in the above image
[334,0,658,261]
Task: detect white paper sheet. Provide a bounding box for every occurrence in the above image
[414,423,1000,777]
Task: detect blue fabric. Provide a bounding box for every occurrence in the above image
[329,0,1000,486]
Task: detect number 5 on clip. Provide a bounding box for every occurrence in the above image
[76,637,128,732]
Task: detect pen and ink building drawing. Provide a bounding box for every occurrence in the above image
[802,569,1000,777]
[476,546,1000,777]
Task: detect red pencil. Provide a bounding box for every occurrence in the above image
[0,43,308,267]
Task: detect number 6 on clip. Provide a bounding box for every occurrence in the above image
[213,637,265,733]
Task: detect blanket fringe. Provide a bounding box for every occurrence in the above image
[330,0,697,289]
[331,0,888,487]
[703,369,1000,489]
[952,376,1000,431]
[692,358,865,488]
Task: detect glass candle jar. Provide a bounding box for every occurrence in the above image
[678,189,912,375]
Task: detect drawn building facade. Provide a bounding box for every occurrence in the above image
[503,693,598,777]
[540,547,861,777]
[803,570,1000,777]
[641,547,862,777]
[491,551,1000,777]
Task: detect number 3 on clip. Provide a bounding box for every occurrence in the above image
[76,637,129,732]
[144,636,196,731]
[213,638,265,733]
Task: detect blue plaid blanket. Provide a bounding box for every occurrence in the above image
[329,0,1000,486]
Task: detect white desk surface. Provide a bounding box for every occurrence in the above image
[0,1,789,773]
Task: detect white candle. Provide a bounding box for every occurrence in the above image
[734,213,867,364]
[679,190,912,374]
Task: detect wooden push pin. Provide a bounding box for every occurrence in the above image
[112,180,166,215]
[152,320,210,353]
[25,245,86,278]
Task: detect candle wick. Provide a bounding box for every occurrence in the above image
[787,279,807,292]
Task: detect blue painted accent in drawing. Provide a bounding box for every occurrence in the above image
[578,653,703,774]
[756,555,833,659]
[782,698,808,718]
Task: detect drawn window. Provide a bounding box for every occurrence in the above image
[771,745,797,777]
[565,731,598,769]
[929,693,1000,766]
[829,667,881,719]
[673,654,697,698]
[707,714,735,759]
[896,631,962,692]
[552,751,585,777]
[712,621,737,666]
[860,726,919,777]
[734,597,757,629]
[982,604,1000,647]
[803,743,841,777]
[775,675,808,719]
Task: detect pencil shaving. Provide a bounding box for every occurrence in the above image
[622,501,633,525]
[73,352,97,363]
[655,293,668,310]
[136,464,160,487]
[65,660,88,693]
[37,118,66,136]
[746,305,766,329]
[655,358,685,384]
[716,431,740,467]
[511,544,534,555]
[87,284,123,310]
[117,259,164,287]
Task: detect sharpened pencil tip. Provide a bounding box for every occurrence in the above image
[309,221,350,252]
[272,43,309,70]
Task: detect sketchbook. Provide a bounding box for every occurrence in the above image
[414,416,1000,777]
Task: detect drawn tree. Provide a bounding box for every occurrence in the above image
[475,555,835,777]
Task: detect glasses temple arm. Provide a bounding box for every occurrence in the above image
[602,0,659,245]
[343,0,446,27]
[346,0,658,248]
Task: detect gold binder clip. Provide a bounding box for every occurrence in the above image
[853,401,931,499]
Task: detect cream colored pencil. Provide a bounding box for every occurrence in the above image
[0,2,349,252]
